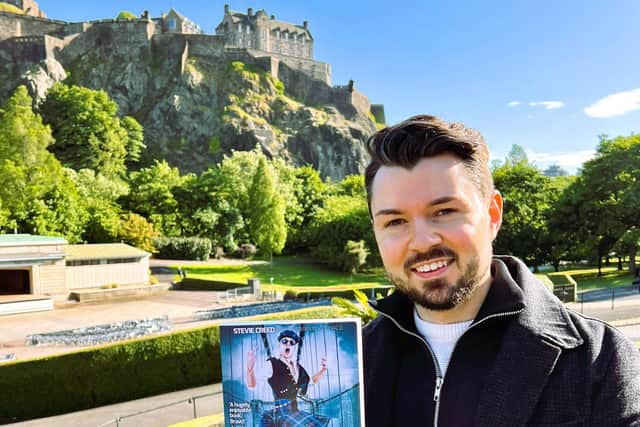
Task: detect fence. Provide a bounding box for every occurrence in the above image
[97,390,222,427]
[573,283,640,314]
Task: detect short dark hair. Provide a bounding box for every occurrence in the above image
[364,114,493,215]
[278,330,300,344]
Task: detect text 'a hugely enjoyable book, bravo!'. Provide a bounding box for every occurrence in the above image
[219,318,364,427]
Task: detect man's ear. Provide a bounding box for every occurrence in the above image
[488,190,503,240]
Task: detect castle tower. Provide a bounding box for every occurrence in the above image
[215,5,313,59]
[3,0,46,17]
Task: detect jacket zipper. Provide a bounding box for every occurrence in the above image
[374,307,524,427]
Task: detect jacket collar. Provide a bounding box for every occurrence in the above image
[370,255,583,350]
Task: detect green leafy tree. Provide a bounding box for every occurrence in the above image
[307,195,377,269]
[70,169,129,243]
[0,86,85,240]
[118,212,159,253]
[493,157,554,271]
[174,169,244,250]
[246,157,287,257]
[120,160,186,236]
[39,83,142,177]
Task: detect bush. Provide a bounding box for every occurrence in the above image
[234,243,256,259]
[154,237,212,260]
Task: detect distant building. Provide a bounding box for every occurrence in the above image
[162,8,203,34]
[3,0,45,17]
[0,235,150,314]
[215,4,313,59]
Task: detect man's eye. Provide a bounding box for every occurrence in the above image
[385,218,405,227]
[435,208,455,216]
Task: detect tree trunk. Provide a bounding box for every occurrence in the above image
[618,256,623,271]
[630,248,638,276]
[553,260,560,272]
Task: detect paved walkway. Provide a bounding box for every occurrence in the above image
[10,384,224,427]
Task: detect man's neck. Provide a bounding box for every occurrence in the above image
[415,271,493,324]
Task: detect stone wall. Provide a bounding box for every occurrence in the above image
[246,48,329,84]
[0,11,65,41]
[3,35,46,63]
[182,34,225,57]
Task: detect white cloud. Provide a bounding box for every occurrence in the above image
[526,149,596,170]
[507,101,521,107]
[528,101,565,110]
[584,88,640,118]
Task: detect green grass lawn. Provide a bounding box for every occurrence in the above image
[175,257,389,293]
[549,265,635,291]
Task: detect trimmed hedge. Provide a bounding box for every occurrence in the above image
[154,237,212,260]
[284,286,393,302]
[177,277,246,291]
[0,306,342,423]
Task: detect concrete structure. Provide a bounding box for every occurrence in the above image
[0,235,150,314]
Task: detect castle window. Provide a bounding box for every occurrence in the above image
[168,18,176,31]
[246,25,250,34]
[238,24,242,32]
[276,30,280,40]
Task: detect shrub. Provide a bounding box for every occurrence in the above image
[342,240,369,274]
[234,243,256,259]
[153,237,212,261]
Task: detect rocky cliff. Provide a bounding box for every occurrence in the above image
[0,18,380,180]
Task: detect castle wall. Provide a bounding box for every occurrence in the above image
[182,34,225,57]
[4,35,46,63]
[0,11,65,41]
[246,48,329,85]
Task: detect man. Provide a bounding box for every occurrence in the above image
[362,115,640,426]
[247,330,328,426]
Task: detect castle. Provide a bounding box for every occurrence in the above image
[0,3,383,121]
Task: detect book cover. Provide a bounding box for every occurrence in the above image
[219,318,364,427]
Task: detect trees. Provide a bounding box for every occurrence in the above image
[39,83,143,177]
[0,86,85,240]
[492,154,555,271]
[246,156,287,257]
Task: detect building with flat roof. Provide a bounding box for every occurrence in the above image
[0,235,150,314]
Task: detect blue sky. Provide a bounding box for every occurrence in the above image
[36,0,640,173]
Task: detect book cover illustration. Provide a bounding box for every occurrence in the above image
[219,318,364,427]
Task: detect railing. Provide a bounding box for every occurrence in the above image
[97,391,222,427]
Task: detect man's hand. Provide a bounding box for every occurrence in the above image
[247,348,256,372]
[247,348,257,389]
[312,356,328,383]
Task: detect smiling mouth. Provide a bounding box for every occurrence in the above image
[412,259,452,274]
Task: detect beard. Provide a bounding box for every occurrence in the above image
[388,250,481,311]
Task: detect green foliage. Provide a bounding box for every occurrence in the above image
[119,212,158,253]
[208,136,221,155]
[39,83,135,177]
[338,174,366,198]
[120,160,186,236]
[246,157,287,255]
[0,86,85,240]
[116,10,137,20]
[0,326,220,423]
[154,236,212,260]
[342,240,369,274]
[332,289,379,325]
[274,79,285,96]
[493,158,554,270]
[307,195,378,269]
[0,2,24,13]
[121,116,145,163]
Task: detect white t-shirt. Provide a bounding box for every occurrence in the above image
[413,308,472,375]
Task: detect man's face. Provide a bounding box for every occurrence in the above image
[370,154,502,315]
[278,337,298,360]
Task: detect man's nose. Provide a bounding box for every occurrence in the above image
[408,219,442,251]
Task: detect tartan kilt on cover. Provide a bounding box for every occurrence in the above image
[259,399,330,427]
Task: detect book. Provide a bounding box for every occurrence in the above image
[219,318,364,427]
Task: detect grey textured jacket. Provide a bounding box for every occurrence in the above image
[363,256,640,426]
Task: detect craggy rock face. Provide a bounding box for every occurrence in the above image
[0,21,377,180]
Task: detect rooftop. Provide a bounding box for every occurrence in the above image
[65,243,149,261]
[0,234,67,247]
